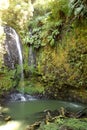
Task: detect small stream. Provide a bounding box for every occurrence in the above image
[0,99,86,130]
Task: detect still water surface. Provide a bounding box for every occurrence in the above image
[0,100,86,130]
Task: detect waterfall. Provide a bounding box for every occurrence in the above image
[10,28,24,80]
[11,28,24,93]
[3,26,38,102]
[4,26,24,93]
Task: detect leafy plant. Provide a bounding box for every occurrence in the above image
[1,0,34,42]
[69,0,87,19]
[0,67,16,94]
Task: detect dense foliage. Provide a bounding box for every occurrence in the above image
[0,0,87,98]
[25,0,87,98]
[0,0,34,93]
[38,118,87,130]
[1,0,34,40]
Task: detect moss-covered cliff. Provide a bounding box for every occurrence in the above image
[0,0,87,101]
[24,0,87,100]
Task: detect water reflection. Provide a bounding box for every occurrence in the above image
[0,121,22,130]
[5,100,86,121]
[1,100,86,130]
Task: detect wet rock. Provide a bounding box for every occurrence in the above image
[26,121,41,130]
[59,107,65,117]
[4,26,22,68]
[5,116,11,121]
[45,111,52,124]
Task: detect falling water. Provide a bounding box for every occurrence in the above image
[4,27,37,101]
[5,27,25,96]
[10,28,24,79]
[11,28,25,94]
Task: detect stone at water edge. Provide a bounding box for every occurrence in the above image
[26,121,41,130]
[5,116,11,121]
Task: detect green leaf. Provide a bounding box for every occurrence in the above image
[74,4,84,16]
[50,39,55,46]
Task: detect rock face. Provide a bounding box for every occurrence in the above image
[4,26,22,68]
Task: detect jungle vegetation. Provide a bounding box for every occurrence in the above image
[0,0,87,98]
